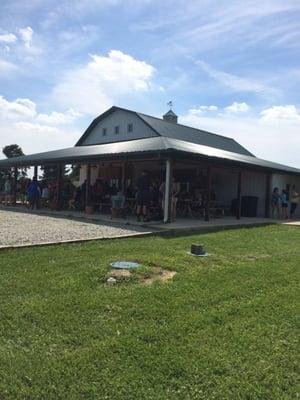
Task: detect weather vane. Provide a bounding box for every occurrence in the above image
[167,100,173,109]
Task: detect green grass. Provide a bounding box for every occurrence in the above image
[0,225,299,400]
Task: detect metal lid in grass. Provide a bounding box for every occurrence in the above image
[110,261,141,269]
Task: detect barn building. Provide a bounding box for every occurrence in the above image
[0,106,300,222]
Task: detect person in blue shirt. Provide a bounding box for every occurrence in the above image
[27,176,41,209]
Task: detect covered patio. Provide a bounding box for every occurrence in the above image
[1,136,300,224]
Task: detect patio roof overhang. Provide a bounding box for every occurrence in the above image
[0,137,299,176]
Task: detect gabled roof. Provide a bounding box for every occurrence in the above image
[0,136,299,176]
[75,106,254,157]
[137,111,254,157]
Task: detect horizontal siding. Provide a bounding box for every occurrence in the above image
[82,109,157,145]
[242,171,266,217]
[212,168,238,208]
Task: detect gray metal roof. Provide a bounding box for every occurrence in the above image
[76,106,254,156]
[0,136,299,175]
[137,112,254,156]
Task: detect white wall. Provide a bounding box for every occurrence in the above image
[213,168,238,208]
[213,168,267,217]
[81,109,157,145]
[242,170,266,217]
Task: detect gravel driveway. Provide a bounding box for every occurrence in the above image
[0,209,151,248]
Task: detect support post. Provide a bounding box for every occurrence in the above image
[236,170,242,220]
[121,161,127,195]
[163,159,172,223]
[265,173,272,218]
[85,163,91,208]
[56,164,63,211]
[204,165,212,221]
[12,166,17,206]
[34,165,38,179]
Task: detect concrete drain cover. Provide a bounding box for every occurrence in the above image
[110,261,141,269]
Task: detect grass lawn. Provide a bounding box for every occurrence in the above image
[0,225,299,400]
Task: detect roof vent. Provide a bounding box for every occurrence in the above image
[163,101,178,123]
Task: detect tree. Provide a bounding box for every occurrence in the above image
[2,144,24,158]
[2,144,27,179]
[40,164,70,182]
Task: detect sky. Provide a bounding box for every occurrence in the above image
[0,0,300,167]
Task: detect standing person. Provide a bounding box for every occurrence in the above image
[271,187,280,218]
[41,184,50,207]
[290,185,299,218]
[136,170,151,222]
[3,177,12,206]
[281,189,288,219]
[27,176,40,209]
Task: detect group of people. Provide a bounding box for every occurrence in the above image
[2,171,300,222]
[271,185,299,219]
[0,176,73,210]
[1,176,50,209]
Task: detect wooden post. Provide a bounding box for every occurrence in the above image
[204,165,212,221]
[85,163,91,207]
[163,159,172,223]
[34,165,38,179]
[265,173,272,218]
[12,166,17,206]
[56,164,63,211]
[236,170,242,220]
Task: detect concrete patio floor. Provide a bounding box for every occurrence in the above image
[2,204,299,235]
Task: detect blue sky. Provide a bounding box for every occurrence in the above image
[0,0,300,166]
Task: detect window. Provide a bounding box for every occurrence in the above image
[102,127,107,136]
[127,123,133,133]
[114,126,120,135]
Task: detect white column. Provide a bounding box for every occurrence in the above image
[164,159,171,223]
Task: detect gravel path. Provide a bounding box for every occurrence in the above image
[0,209,151,248]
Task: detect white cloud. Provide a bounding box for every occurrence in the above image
[0,59,18,74]
[0,96,37,118]
[189,105,218,115]
[260,105,300,121]
[197,60,271,94]
[181,104,300,168]
[0,95,82,126]
[225,102,250,113]
[0,95,83,155]
[0,120,80,156]
[15,121,59,134]
[19,26,34,48]
[37,109,81,125]
[52,50,156,114]
[0,33,17,43]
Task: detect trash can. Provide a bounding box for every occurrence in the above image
[241,196,259,217]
